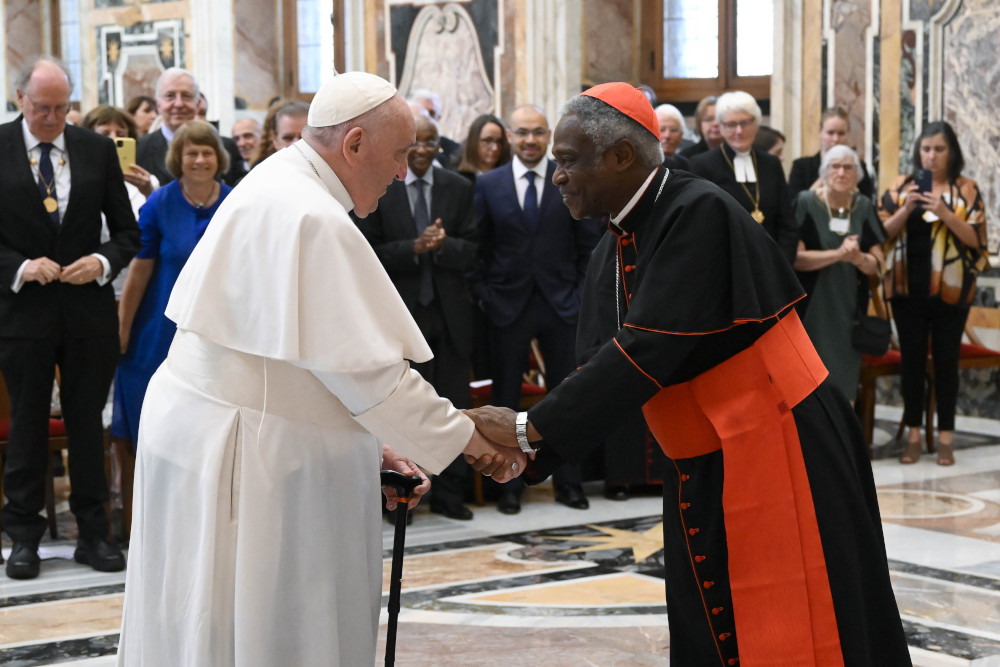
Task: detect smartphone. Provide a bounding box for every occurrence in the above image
[913,168,932,194]
[115,137,136,175]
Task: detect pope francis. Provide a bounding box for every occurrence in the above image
[116,72,525,666]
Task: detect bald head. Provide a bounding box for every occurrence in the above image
[507,105,550,168]
[17,58,72,143]
[232,118,261,161]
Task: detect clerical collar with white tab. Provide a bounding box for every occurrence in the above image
[733,150,756,183]
[610,168,659,228]
[21,119,66,154]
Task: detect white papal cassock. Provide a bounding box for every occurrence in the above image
[116,140,474,666]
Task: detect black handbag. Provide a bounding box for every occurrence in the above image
[852,274,891,356]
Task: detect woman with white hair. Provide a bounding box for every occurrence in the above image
[654,103,689,169]
[793,145,885,399]
[689,90,799,263]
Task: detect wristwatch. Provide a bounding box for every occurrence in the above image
[515,411,535,453]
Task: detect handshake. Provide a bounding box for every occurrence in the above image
[460,406,532,483]
[380,406,534,512]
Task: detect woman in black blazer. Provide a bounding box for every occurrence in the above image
[688,90,799,264]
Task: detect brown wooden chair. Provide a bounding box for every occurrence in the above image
[0,370,69,552]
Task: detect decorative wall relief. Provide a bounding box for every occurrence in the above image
[97,20,183,106]
[390,1,499,144]
[941,0,999,254]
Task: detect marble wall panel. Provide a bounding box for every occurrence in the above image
[583,0,634,86]
[830,0,872,159]
[941,0,1000,255]
[233,0,281,110]
[5,0,45,109]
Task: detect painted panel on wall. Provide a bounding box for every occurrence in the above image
[583,0,633,85]
[97,21,183,106]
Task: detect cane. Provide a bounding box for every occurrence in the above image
[380,469,421,667]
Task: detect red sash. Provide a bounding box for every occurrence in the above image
[643,311,844,666]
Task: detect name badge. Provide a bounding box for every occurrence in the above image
[829,217,850,235]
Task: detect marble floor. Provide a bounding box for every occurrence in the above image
[2,406,999,666]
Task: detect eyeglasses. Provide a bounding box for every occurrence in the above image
[479,137,504,145]
[411,141,440,150]
[24,96,69,117]
[721,119,756,131]
[511,128,549,138]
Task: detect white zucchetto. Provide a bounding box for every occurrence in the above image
[307,72,397,127]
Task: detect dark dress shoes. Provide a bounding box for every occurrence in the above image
[604,485,629,501]
[6,542,41,579]
[430,500,474,521]
[497,488,522,515]
[555,484,590,510]
[74,536,125,572]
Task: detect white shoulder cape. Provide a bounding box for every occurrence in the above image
[165,140,432,372]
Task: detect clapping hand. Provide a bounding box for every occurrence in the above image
[380,444,430,511]
[838,234,861,265]
[413,219,446,254]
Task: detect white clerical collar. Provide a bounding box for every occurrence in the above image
[295,138,355,212]
[733,149,756,183]
[21,119,66,153]
[405,167,434,187]
[512,155,547,182]
[611,168,660,226]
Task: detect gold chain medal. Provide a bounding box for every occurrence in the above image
[43,196,58,213]
[751,208,764,223]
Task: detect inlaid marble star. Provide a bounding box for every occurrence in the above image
[550,523,664,563]
[108,41,120,64]
[160,37,174,61]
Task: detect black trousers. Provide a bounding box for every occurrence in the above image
[410,300,473,505]
[891,296,970,431]
[0,333,118,543]
[489,289,582,493]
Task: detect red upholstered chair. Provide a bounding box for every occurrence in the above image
[0,371,69,556]
[921,306,1000,453]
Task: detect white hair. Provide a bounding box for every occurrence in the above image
[409,88,442,116]
[654,104,685,130]
[156,67,199,99]
[715,91,761,126]
[818,144,864,185]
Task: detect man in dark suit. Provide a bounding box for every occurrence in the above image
[468,105,601,514]
[354,114,479,520]
[137,68,244,187]
[0,57,140,579]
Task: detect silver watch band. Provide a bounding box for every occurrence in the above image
[515,411,533,453]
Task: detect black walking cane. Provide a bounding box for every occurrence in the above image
[380,469,421,667]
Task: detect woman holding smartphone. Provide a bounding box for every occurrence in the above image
[878,120,989,465]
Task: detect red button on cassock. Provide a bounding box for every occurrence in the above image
[688,528,700,536]
[703,580,714,589]
[711,606,723,615]
[695,555,707,563]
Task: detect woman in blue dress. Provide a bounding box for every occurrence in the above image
[112,121,233,450]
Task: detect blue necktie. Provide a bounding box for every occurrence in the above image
[523,171,539,231]
[37,142,59,225]
[413,179,434,306]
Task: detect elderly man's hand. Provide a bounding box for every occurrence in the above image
[381,444,430,511]
[461,427,526,483]
[413,220,446,254]
[59,256,104,285]
[463,406,519,448]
